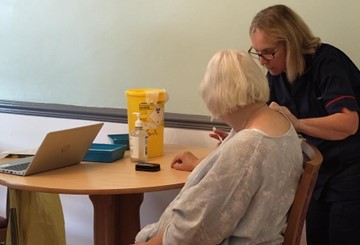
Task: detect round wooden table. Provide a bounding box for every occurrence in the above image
[0,144,211,245]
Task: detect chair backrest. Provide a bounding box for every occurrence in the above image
[283,140,323,245]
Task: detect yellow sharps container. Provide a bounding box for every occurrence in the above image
[125,88,168,157]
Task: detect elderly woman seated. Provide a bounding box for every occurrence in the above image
[132,50,303,245]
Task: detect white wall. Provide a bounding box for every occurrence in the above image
[0,112,217,245]
[0,1,359,115]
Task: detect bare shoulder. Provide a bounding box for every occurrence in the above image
[250,107,291,137]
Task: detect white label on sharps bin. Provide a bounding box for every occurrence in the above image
[149,105,163,126]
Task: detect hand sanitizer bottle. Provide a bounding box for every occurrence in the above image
[130,112,148,163]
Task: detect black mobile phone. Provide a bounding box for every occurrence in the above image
[135,162,161,172]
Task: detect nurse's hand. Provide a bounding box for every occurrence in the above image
[171,151,200,172]
[269,102,300,130]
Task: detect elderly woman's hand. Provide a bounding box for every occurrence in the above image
[210,127,228,143]
[171,151,200,172]
[130,231,164,245]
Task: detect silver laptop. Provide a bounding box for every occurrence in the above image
[0,123,103,176]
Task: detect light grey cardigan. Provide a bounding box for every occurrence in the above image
[135,125,303,245]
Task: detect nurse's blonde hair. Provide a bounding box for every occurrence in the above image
[200,50,269,119]
[249,4,321,82]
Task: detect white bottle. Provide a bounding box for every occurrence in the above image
[130,112,148,163]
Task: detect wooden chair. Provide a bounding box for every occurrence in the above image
[0,190,9,245]
[0,216,7,245]
[283,140,323,245]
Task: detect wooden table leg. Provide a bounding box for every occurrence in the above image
[89,193,144,245]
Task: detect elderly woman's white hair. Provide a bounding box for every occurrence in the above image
[200,49,269,119]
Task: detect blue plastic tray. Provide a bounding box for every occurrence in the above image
[107,134,130,150]
[83,143,127,163]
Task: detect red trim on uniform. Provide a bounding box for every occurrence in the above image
[325,95,356,108]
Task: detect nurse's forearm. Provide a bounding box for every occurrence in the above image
[297,109,358,140]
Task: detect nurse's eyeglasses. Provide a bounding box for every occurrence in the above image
[248,42,283,61]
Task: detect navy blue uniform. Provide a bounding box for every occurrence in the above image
[267,43,360,244]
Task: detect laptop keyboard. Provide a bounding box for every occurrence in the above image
[3,162,30,171]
